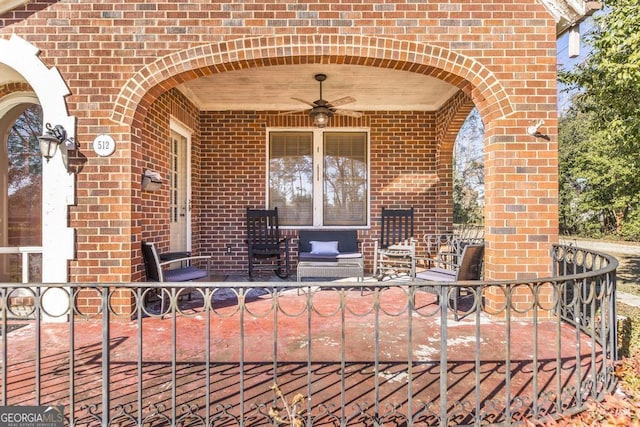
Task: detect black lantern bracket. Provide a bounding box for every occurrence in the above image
[37,123,78,170]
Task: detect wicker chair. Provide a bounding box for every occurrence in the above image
[141,241,211,315]
[416,243,484,319]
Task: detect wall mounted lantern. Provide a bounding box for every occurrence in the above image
[38,123,77,170]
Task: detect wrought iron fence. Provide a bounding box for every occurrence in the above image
[0,244,617,426]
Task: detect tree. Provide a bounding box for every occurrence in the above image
[558,1,640,238]
[559,1,640,148]
[453,108,484,225]
[559,102,640,237]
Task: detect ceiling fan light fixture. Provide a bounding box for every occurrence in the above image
[313,112,329,127]
[310,108,332,128]
[284,73,360,127]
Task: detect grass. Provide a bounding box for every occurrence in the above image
[599,246,640,355]
[604,246,640,356]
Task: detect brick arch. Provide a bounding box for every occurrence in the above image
[438,91,478,157]
[111,35,514,126]
[433,91,478,229]
[0,82,33,98]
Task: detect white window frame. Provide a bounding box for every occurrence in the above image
[266,127,370,229]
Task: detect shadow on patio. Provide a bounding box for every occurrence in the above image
[1,251,615,427]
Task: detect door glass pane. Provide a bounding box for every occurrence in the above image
[169,129,189,253]
[323,132,367,226]
[170,137,178,223]
[269,132,313,226]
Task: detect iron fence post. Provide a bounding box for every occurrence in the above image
[102,285,110,427]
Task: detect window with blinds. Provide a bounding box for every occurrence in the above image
[268,130,368,227]
[323,132,367,226]
[269,132,313,226]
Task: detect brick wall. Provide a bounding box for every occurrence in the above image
[0,0,559,303]
[0,0,56,27]
[196,109,445,274]
[136,89,201,279]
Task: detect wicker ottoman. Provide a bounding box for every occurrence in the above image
[296,258,364,282]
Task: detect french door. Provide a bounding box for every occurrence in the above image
[169,125,191,253]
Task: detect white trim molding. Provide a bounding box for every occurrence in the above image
[0,0,28,16]
[0,35,76,284]
[539,0,602,35]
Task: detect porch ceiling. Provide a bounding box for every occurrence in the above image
[0,63,25,83]
[176,64,460,112]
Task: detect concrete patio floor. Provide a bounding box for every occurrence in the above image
[1,277,603,425]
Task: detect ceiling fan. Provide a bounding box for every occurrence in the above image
[282,73,363,127]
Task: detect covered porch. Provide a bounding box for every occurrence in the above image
[122,53,548,309]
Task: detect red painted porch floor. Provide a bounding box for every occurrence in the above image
[1,280,602,425]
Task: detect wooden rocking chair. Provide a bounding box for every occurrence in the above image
[246,208,291,278]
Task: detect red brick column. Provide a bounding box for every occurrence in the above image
[483,118,559,314]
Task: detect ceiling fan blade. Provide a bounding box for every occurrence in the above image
[291,97,317,107]
[328,96,356,107]
[278,108,309,116]
[334,108,363,118]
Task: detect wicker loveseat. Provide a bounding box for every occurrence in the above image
[297,230,364,281]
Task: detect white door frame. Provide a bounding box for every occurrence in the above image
[169,118,192,251]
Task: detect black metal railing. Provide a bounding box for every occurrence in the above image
[0,244,617,426]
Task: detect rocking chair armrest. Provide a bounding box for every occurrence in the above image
[159,255,212,269]
[371,237,416,250]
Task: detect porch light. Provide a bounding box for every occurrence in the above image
[310,106,332,128]
[526,120,545,137]
[38,123,77,167]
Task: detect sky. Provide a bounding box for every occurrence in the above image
[556,18,595,113]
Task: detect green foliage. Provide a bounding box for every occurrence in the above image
[559,2,640,239]
[618,211,640,241]
[559,1,640,152]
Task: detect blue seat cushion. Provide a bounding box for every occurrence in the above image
[416,268,456,282]
[299,252,339,262]
[164,266,208,282]
[299,251,362,262]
